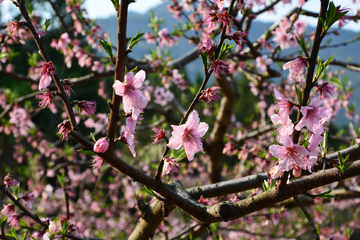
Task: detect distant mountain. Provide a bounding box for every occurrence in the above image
[97,3,360,126]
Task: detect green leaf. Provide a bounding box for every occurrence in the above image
[262,180,270,191]
[110,0,119,11]
[77,149,96,156]
[1,216,8,234]
[199,50,208,70]
[99,38,113,59]
[294,84,303,105]
[90,132,96,142]
[42,19,51,31]
[128,30,144,50]
[20,233,29,240]
[11,183,20,199]
[140,186,157,198]
[219,41,235,60]
[56,172,65,188]
[316,189,335,199]
[335,153,352,174]
[295,34,307,55]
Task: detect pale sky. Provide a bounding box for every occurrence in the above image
[1,0,360,30]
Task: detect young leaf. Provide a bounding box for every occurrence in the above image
[140,186,157,198]
[128,30,144,50]
[77,149,96,156]
[90,132,96,142]
[99,38,113,59]
[199,50,208,70]
[42,19,51,31]
[316,189,335,199]
[218,41,235,60]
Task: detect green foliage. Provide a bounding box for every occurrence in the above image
[128,30,145,51]
[314,55,334,82]
[262,179,274,191]
[320,2,349,32]
[109,0,119,12]
[41,19,51,31]
[218,41,235,60]
[295,34,308,57]
[316,189,335,199]
[335,153,352,174]
[140,186,157,198]
[99,36,114,61]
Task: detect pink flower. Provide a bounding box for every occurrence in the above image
[57,120,71,141]
[231,31,248,49]
[307,134,324,172]
[36,91,55,109]
[270,114,294,136]
[3,174,18,188]
[198,195,210,205]
[8,214,21,228]
[158,28,175,49]
[316,82,338,99]
[20,192,35,208]
[269,135,309,172]
[273,88,293,118]
[93,137,109,153]
[282,56,307,82]
[202,10,218,33]
[48,221,57,235]
[209,59,229,78]
[295,97,332,135]
[1,204,16,216]
[162,156,180,177]
[336,6,351,27]
[77,100,97,115]
[113,70,148,121]
[62,79,75,97]
[167,110,208,161]
[4,20,22,37]
[38,61,56,90]
[269,165,282,179]
[199,86,221,106]
[92,156,104,169]
[119,130,138,157]
[256,55,273,73]
[217,10,234,34]
[151,127,167,144]
[198,35,213,52]
[272,27,294,50]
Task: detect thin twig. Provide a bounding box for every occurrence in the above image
[294,195,320,240]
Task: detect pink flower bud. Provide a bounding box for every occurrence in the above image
[93,137,109,153]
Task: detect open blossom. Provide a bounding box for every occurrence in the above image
[256,55,273,73]
[92,156,104,169]
[36,91,55,109]
[307,134,324,172]
[1,204,16,216]
[162,156,180,177]
[231,31,248,49]
[269,135,309,172]
[3,174,18,188]
[295,97,332,135]
[38,61,56,90]
[202,10,219,33]
[272,27,294,50]
[57,120,71,141]
[209,59,229,78]
[113,70,148,120]
[283,56,307,82]
[200,86,221,106]
[270,114,294,136]
[158,28,175,49]
[151,127,167,144]
[4,20,22,37]
[273,88,293,118]
[336,6,351,27]
[120,130,138,157]
[316,82,338,99]
[198,35,213,52]
[77,100,97,115]
[93,137,109,153]
[167,110,208,161]
[217,10,234,34]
